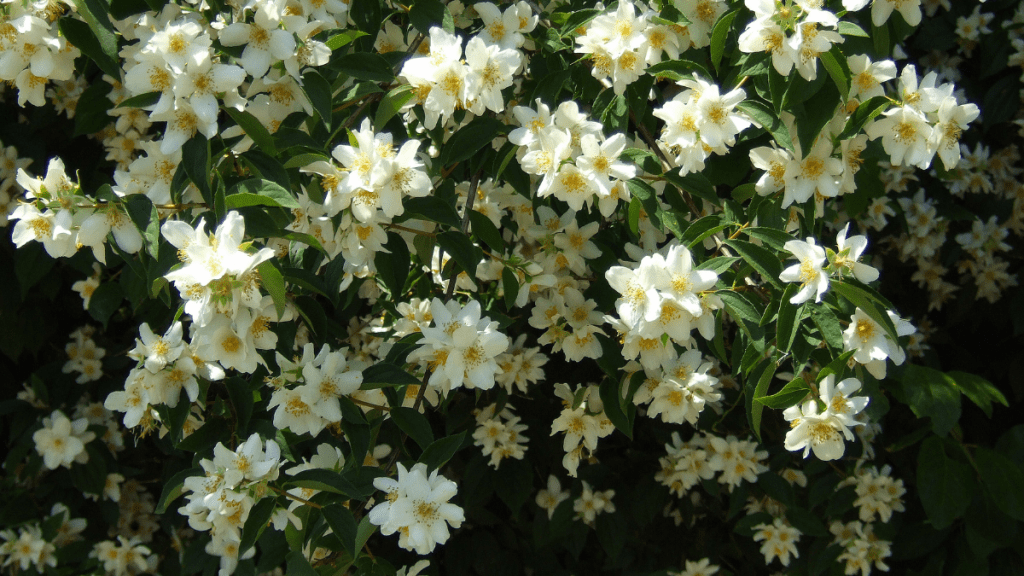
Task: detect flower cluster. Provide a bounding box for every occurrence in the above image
[654,75,752,175]
[32,409,95,470]
[473,403,529,469]
[549,383,615,477]
[656,431,769,495]
[265,343,364,436]
[783,375,868,461]
[179,434,283,575]
[369,462,465,555]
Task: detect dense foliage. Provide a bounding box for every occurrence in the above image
[1,0,1023,575]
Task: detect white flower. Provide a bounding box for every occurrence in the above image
[842,308,915,379]
[752,518,801,566]
[219,0,296,79]
[33,410,94,470]
[831,224,879,283]
[535,475,570,518]
[783,375,867,461]
[574,481,615,523]
[410,298,510,393]
[779,238,829,304]
[369,463,464,555]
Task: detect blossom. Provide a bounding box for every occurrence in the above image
[369,463,464,554]
[32,410,95,470]
[535,475,570,519]
[779,238,829,304]
[752,518,802,566]
[843,308,915,379]
[783,375,868,461]
[831,224,880,283]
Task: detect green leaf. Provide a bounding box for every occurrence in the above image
[808,304,844,354]
[626,178,662,230]
[225,179,300,210]
[419,431,466,472]
[838,21,869,37]
[375,84,415,131]
[757,377,812,409]
[736,99,794,152]
[725,238,784,289]
[709,10,739,73]
[749,359,775,441]
[646,59,713,82]
[741,227,793,251]
[125,194,160,259]
[286,552,319,576]
[239,497,276,555]
[410,0,455,35]
[362,363,421,388]
[322,503,359,557]
[257,260,287,320]
[975,448,1024,522]
[662,169,719,205]
[439,117,509,167]
[87,282,124,326]
[301,69,334,128]
[325,29,368,50]
[917,437,973,529]
[838,96,891,140]
[374,232,411,296]
[816,349,856,384]
[224,108,278,155]
[436,230,482,283]
[776,285,803,353]
[155,467,202,514]
[680,214,723,246]
[334,52,395,83]
[901,365,962,437]
[468,211,504,256]
[115,91,161,109]
[599,376,633,440]
[59,9,120,79]
[559,8,601,37]
[401,196,461,228]
[391,406,434,451]
[182,135,212,202]
[353,516,376,555]
[502,267,519,310]
[872,20,889,58]
[282,153,332,170]
[947,371,1008,418]
[286,469,356,496]
[819,45,852,101]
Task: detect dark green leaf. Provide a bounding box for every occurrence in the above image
[469,211,504,256]
[599,377,633,439]
[749,359,775,441]
[301,70,334,128]
[182,135,212,202]
[725,238,783,289]
[59,10,120,79]
[646,59,713,82]
[838,96,891,140]
[362,363,421,388]
[155,467,202,514]
[742,227,793,251]
[391,406,434,451]
[115,91,161,109]
[224,108,278,155]
[225,179,300,210]
[901,365,962,437]
[439,117,509,167]
[257,261,287,319]
[776,284,803,353]
[374,232,411,296]
[975,448,1024,522]
[322,503,359,557]
[436,230,482,283]
[819,45,851,101]
[334,52,395,83]
[286,552,319,576]
[401,196,461,228]
[710,10,739,72]
[502,267,519,310]
[87,282,124,326]
[737,99,794,151]
[757,377,812,409]
[410,0,455,35]
[662,169,719,205]
[420,431,466,472]
[917,437,973,529]
[125,194,160,259]
[948,371,1008,418]
[375,85,415,131]
[239,497,276,554]
[559,8,601,37]
[838,21,869,37]
[808,304,844,353]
